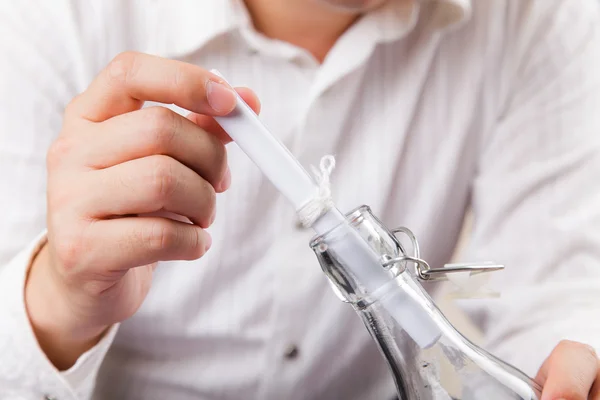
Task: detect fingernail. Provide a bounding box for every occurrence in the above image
[204,233,212,252]
[220,167,232,191]
[206,80,236,114]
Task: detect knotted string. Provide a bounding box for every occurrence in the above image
[297,155,336,228]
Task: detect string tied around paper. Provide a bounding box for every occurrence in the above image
[297,155,336,228]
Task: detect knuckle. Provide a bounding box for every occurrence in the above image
[149,156,178,201]
[186,229,206,260]
[48,183,73,211]
[145,107,178,150]
[47,135,73,168]
[64,93,84,117]
[145,221,178,252]
[172,64,195,103]
[107,51,139,85]
[52,232,83,272]
[172,63,186,90]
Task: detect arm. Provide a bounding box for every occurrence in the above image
[0,3,259,399]
[0,2,124,399]
[463,0,600,397]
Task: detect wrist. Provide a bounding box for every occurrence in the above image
[25,243,108,370]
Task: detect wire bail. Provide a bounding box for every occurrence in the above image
[384,227,504,282]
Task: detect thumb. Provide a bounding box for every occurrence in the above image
[536,340,598,400]
[187,86,261,144]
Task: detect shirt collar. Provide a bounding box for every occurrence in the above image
[158,0,472,58]
[158,0,251,58]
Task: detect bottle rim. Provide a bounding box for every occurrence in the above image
[308,204,373,249]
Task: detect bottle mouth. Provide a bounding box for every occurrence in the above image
[309,204,410,305]
[309,204,373,249]
[310,204,410,281]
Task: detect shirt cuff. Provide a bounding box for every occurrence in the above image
[0,232,119,400]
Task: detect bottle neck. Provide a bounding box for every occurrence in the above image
[310,205,541,399]
[355,270,460,400]
[357,271,541,400]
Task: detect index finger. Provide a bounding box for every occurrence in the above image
[67,52,237,122]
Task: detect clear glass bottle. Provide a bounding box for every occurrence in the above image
[310,205,543,400]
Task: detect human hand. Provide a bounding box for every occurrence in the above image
[25,52,261,370]
[536,340,599,400]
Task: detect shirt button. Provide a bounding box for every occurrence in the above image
[284,344,300,360]
[44,396,58,400]
[295,219,307,230]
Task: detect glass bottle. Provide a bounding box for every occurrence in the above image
[310,205,543,400]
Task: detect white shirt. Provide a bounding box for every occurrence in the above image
[1,0,600,399]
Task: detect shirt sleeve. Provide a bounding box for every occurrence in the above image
[0,234,119,400]
[461,0,600,377]
[0,2,118,399]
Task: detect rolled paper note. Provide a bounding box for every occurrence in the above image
[211,70,442,348]
[210,70,317,211]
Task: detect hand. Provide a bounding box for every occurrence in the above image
[536,340,600,400]
[25,52,261,370]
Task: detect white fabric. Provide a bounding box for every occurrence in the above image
[0,0,600,399]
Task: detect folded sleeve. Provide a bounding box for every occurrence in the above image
[460,0,600,376]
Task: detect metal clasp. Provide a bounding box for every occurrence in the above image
[384,227,504,281]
